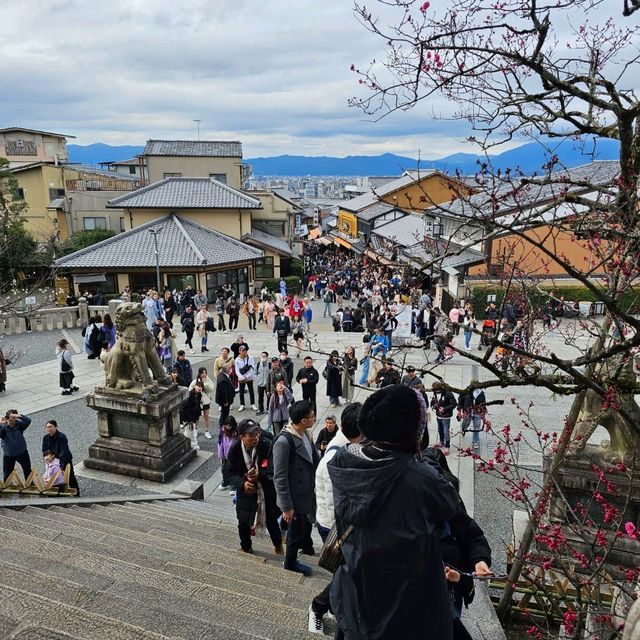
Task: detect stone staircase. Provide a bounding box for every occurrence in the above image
[0,499,331,640]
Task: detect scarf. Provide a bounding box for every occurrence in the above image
[241,442,266,534]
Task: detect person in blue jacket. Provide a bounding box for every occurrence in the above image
[0,410,32,481]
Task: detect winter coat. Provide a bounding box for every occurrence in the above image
[324,359,343,398]
[375,367,401,388]
[0,414,31,457]
[180,390,202,424]
[457,390,486,415]
[181,310,195,334]
[280,357,294,386]
[255,359,270,388]
[431,390,458,419]
[44,458,65,486]
[235,354,256,383]
[295,365,319,392]
[215,372,235,407]
[273,315,291,338]
[223,437,279,525]
[315,429,348,529]
[173,359,193,387]
[267,367,288,394]
[272,425,320,515]
[42,430,73,467]
[190,376,214,406]
[328,445,460,640]
[268,388,293,426]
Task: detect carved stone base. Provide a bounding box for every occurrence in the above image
[84,384,196,482]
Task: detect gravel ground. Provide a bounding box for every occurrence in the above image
[1,329,69,369]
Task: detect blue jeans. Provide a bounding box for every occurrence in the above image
[471,414,482,447]
[464,330,472,349]
[359,357,370,385]
[323,302,332,317]
[437,417,451,448]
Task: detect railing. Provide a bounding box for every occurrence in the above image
[0,466,77,497]
[65,178,140,192]
[0,304,109,336]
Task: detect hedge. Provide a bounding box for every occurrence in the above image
[261,276,302,295]
[468,284,640,316]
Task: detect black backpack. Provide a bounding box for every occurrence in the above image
[266,430,296,481]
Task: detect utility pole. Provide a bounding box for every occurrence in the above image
[148,227,162,292]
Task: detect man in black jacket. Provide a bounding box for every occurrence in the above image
[295,356,319,414]
[215,364,235,428]
[273,308,291,353]
[173,351,193,387]
[223,419,282,554]
[430,381,458,454]
[42,419,79,495]
[180,305,195,354]
[375,359,401,388]
[279,349,294,391]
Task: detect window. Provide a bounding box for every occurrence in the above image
[206,267,248,299]
[119,217,125,232]
[128,166,136,174]
[253,220,286,237]
[254,257,274,279]
[49,188,65,200]
[83,217,107,230]
[15,188,25,200]
[209,173,227,184]
[130,273,159,293]
[167,274,196,292]
[163,172,182,178]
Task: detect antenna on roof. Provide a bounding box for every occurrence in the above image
[193,119,201,140]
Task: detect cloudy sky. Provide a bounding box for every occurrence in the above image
[0,0,482,158]
[0,0,632,159]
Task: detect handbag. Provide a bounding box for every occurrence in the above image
[205,317,215,331]
[61,355,72,372]
[318,523,354,574]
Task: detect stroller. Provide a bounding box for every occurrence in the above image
[480,319,496,347]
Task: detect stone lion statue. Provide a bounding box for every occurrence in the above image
[104,302,171,391]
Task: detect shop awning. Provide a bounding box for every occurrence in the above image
[334,236,353,249]
[308,228,321,239]
[315,236,333,246]
[364,249,394,266]
[74,273,106,283]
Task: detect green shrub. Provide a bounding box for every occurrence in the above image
[289,258,304,278]
[263,278,278,292]
[285,275,301,293]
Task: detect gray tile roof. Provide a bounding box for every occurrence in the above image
[402,242,485,271]
[372,214,435,248]
[55,215,263,269]
[144,140,242,157]
[430,160,621,221]
[356,202,399,222]
[107,177,262,209]
[242,228,293,257]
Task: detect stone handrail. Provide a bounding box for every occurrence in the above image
[0,303,110,336]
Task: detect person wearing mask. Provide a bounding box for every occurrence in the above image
[180,304,196,354]
[272,400,319,576]
[223,419,283,555]
[0,410,32,481]
[296,356,319,414]
[273,308,291,354]
[255,351,270,416]
[215,364,235,429]
[42,419,79,495]
[431,381,458,455]
[235,345,258,412]
[327,385,460,640]
[308,404,363,634]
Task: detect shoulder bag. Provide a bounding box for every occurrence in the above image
[318,523,354,574]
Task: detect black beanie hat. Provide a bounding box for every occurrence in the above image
[358,384,421,448]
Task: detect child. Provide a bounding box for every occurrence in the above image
[218,416,239,488]
[43,450,65,487]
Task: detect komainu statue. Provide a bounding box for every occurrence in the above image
[104,302,171,391]
[568,352,639,462]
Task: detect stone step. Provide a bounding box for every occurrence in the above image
[9,626,83,640]
[0,526,322,640]
[0,560,260,640]
[0,522,315,629]
[2,509,327,602]
[0,583,174,640]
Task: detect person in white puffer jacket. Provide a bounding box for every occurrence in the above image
[308,402,363,635]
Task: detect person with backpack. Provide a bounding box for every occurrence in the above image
[271,400,319,576]
[223,419,283,555]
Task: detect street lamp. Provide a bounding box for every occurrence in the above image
[148,227,163,292]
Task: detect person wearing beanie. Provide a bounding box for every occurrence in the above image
[327,384,460,640]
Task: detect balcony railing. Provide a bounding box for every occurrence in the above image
[65,178,140,192]
[4,141,37,156]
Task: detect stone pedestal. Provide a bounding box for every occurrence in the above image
[543,447,640,573]
[84,384,196,482]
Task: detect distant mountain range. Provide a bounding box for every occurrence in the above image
[68,138,620,177]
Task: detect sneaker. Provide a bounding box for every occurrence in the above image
[256,410,265,416]
[308,606,325,635]
[285,561,312,577]
[238,405,245,412]
[473,443,479,450]
[189,349,195,355]
[204,431,212,439]
[239,547,254,554]
[61,390,72,396]
[71,386,79,392]
[251,404,258,411]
